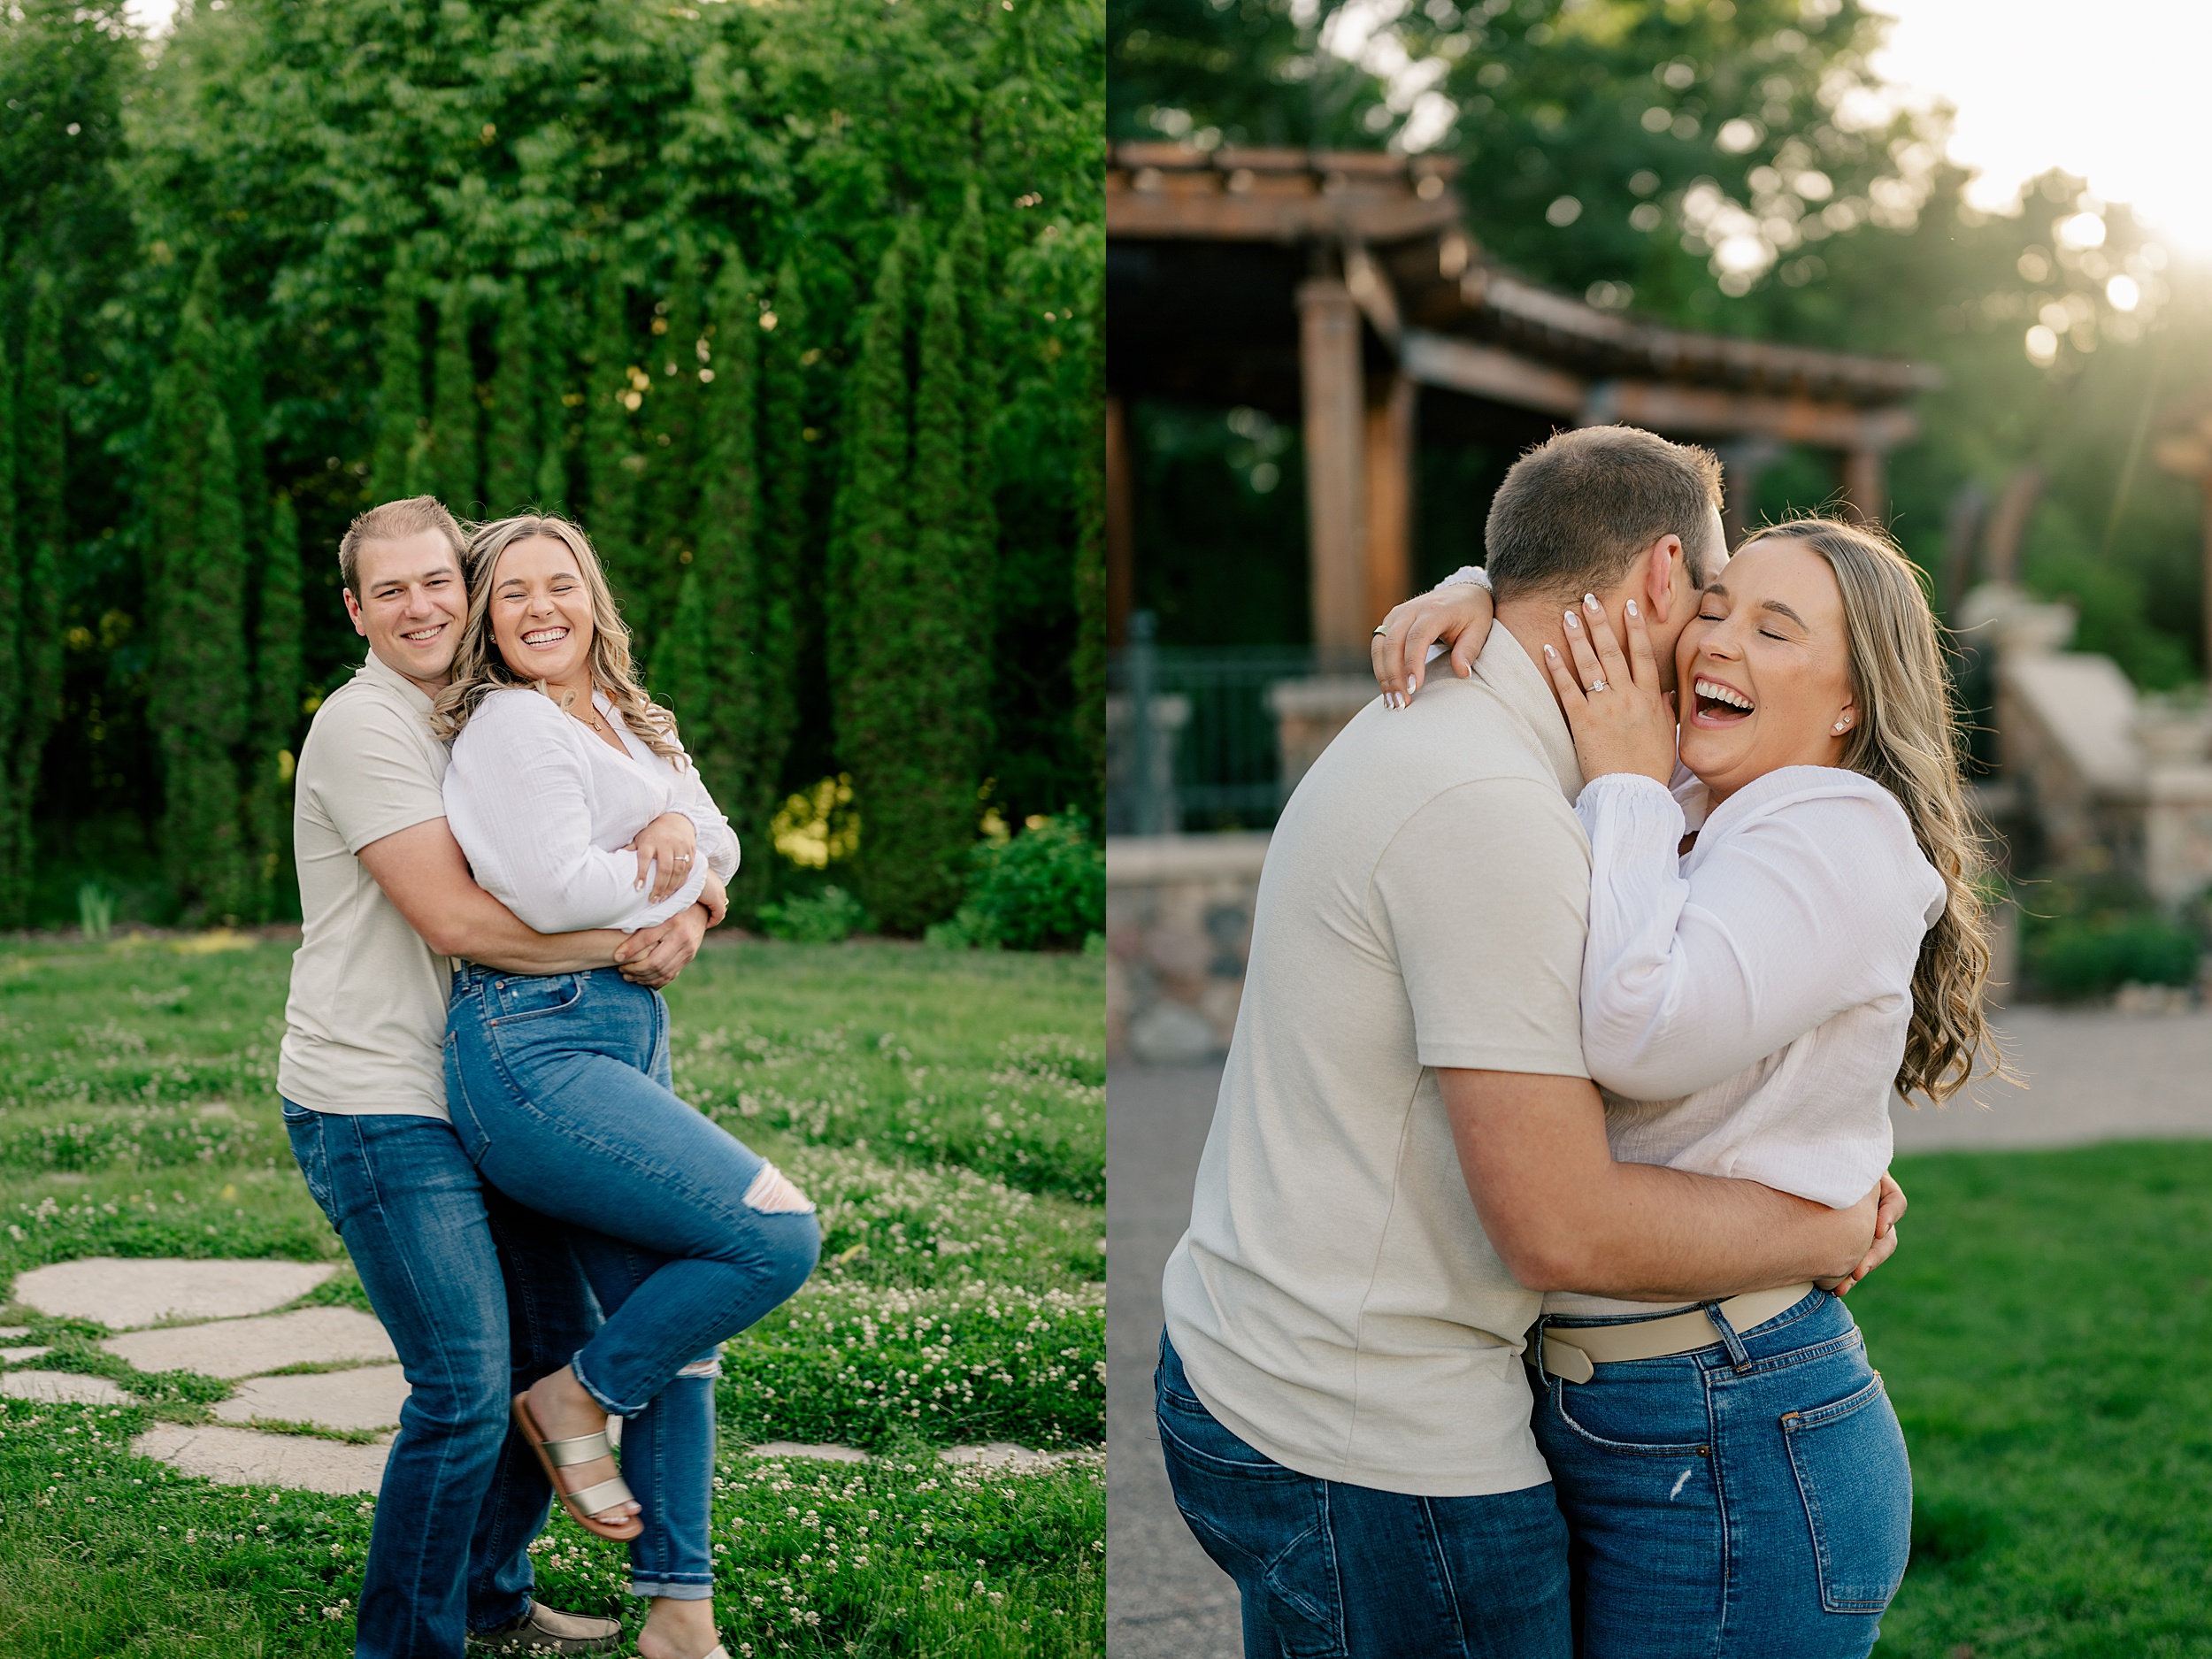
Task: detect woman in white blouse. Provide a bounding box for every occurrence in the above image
[1380,518,2000,1657]
[430,515,818,1659]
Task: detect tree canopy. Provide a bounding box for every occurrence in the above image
[0,0,1104,927]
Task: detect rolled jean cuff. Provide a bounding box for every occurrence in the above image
[630,1577,714,1600]
[568,1353,638,1418]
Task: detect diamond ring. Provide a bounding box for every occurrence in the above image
[1586,680,1609,694]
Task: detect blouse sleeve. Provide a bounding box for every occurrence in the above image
[658,729,741,883]
[444,693,656,934]
[1573,772,1936,1102]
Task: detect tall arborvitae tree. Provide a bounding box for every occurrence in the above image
[0,275,20,925]
[146,255,252,922]
[757,254,815,795]
[428,280,479,513]
[949,182,1000,639]
[898,245,989,917]
[1071,321,1106,817]
[828,228,938,930]
[370,270,424,504]
[12,277,65,921]
[225,315,267,585]
[686,250,791,917]
[650,566,714,761]
[485,276,538,515]
[636,246,704,637]
[247,491,303,911]
[585,264,641,603]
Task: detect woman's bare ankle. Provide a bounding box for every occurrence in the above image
[635,1596,719,1659]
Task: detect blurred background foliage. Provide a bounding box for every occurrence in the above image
[0,0,1106,933]
[1109,0,2208,695]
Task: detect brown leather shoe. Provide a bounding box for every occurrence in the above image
[466,1602,624,1655]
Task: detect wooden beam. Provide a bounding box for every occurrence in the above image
[1105,182,1463,245]
[1299,279,1368,653]
[1365,373,1416,630]
[1582,380,1918,451]
[1105,395,1134,649]
[1400,329,1584,417]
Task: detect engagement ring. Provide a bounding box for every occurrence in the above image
[1586,680,1609,694]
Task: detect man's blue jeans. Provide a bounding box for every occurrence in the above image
[443,964,820,1601]
[282,1102,597,1659]
[1156,1332,1573,1658]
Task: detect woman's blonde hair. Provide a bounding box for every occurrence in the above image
[428,513,686,767]
[1735,516,2001,1102]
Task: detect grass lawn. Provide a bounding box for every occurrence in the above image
[1857,1140,2212,1656]
[0,934,1103,1658]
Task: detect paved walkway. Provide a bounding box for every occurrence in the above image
[1105,1004,2212,1655]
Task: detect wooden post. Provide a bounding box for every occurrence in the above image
[1298,277,1367,655]
[1839,447,1888,528]
[1105,395,1135,649]
[1364,372,1415,630]
[2200,473,2212,682]
[1717,437,1780,550]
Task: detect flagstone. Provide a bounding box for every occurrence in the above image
[132,1424,393,1496]
[13,1258,337,1330]
[1,1371,139,1406]
[213,1365,411,1433]
[749,1440,870,1463]
[103,1307,396,1379]
[0,1346,53,1363]
[0,1326,29,1339]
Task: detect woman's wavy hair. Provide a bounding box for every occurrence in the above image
[428,514,686,768]
[1734,516,2002,1102]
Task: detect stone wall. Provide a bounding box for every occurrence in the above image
[1104,833,1268,1063]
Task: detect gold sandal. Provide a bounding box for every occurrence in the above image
[511,1393,643,1541]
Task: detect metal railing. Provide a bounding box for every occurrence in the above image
[1107,613,1371,836]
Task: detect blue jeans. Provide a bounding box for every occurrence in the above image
[442,964,820,1600]
[1530,1289,1911,1659]
[282,1102,597,1659]
[1156,1332,1573,1659]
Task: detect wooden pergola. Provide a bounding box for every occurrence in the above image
[1106,142,1945,652]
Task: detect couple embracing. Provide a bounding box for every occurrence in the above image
[1158,426,2001,1657]
[279,496,818,1659]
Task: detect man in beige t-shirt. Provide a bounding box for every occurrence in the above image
[277,496,721,1659]
[1156,427,1892,1655]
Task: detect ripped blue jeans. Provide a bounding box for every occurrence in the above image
[443,965,821,1599]
[1530,1289,1911,1659]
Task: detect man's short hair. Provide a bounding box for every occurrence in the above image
[338,496,469,595]
[1484,426,1724,602]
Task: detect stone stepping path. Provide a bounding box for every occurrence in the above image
[3,1371,139,1406]
[15,1258,336,1328]
[134,1423,393,1495]
[212,1365,409,1433]
[103,1307,396,1379]
[9,1258,1073,1495]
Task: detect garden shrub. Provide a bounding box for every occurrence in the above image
[2029,915,2198,998]
[756,887,872,944]
[929,815,1103,951]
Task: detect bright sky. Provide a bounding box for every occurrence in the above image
[1870,0,2212,254]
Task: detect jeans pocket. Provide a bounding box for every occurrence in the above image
[281,1104,337,1226]
[1155,1400,1345,1657]
[487,972,585,1026]
[1781,1372,1912,1614]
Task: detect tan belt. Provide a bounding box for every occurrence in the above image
[1534,1284,1816,1384]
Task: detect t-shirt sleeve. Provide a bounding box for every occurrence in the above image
[307,694,449,856]
[1370,779,1592,1077]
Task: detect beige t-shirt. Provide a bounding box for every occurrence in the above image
[278,652,456,1120]
[1159,632,1592,1498]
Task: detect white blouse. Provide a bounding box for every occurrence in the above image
[443,686,740,937]
[1546,764,1945,1317]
